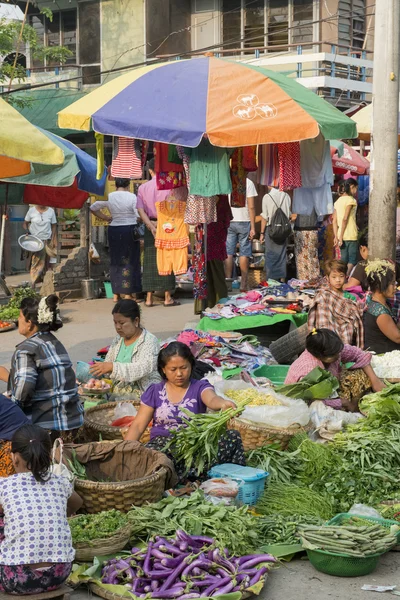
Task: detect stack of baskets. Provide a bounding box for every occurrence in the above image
[228,417,310,451]
[84,401,150,443]
[70,517,131,562]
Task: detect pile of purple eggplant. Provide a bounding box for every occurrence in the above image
[101,530,275,598]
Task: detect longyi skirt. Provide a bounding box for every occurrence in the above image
[108,225,142,295]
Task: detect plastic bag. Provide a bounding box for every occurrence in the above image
[113,402,137,421]
[50,438,74,482]
[89,242,100,264]
[215,379,310,428]
[200,478,239,498]
[309,400,362,432]
[349,504,382,519]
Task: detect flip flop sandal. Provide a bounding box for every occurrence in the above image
[145,303,155,308]
[164,300,181,307]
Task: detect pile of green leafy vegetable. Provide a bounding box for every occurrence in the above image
[69,509,128,543]
[248,384,400,513]
[0,286,39,321]
[127,490,259,556]
[256,482,334,520]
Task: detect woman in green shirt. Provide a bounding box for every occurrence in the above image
[89,300,161,396]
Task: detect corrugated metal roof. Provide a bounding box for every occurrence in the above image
[14,89,90,137]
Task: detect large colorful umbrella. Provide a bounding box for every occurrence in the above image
[0,98,64,177]
[330,140,370,175]
[58,58,357,147]
[1,128,106,208]
[352,101,400,143]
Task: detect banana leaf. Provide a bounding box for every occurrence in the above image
[275,367,339,401]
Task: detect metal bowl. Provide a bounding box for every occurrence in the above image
[176,281,194,292]
[252,239,265,253]
[18,234,44,253]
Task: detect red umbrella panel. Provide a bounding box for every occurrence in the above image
[331,143,370,176]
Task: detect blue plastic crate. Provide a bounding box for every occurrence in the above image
[208,463,269,506]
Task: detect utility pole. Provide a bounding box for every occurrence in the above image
[368,0,400,260]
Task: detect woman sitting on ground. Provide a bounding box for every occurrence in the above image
[364,260,400,353]
[89,300,161,395]
[0,424,82,595]
[285,328,384,412]
[124,341,245,479]
[1,295,83,443]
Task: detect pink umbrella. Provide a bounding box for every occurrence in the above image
[330,142,370,175]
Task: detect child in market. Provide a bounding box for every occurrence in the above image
[285,328,384,411]
[308,259,364,346]
[0,424,82,595]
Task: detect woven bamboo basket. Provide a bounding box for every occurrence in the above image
[70,519,131,562]
[84,402,150,444]
[228,417,310,451]
[248,268,265,288]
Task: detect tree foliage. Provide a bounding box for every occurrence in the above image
[0,9,72,107]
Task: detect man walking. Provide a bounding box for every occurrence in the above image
[224,178,257,292]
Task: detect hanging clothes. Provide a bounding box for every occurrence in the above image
[292,184,334,217]
[278,142,302,191]
[111,137,143,179]
[155,142,185,190]
[155,195,189,276]
[299,133,333,188]
[177,145,218,225]
[242,146,258,172]
[230,148,247,209]
[192,224,207,300]
[254,145,280,187]
[95,133,104,180]
[184,139,232,197]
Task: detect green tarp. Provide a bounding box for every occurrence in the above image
[198,312,308,332]
[14,89,89,137]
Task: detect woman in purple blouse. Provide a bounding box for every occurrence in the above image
[125,342,246,479]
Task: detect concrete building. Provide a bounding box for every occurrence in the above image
[11,0,374,106]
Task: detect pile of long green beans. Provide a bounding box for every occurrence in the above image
[299,524,398,557]
[257,514,323,546]
[166,401,250,475]
[256,482,333,520]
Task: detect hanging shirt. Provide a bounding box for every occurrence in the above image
[111,137,143,179]
[299,133,333,188]
[155,199,189,250]
[278,142,302,191]
[24,207,57,241]
[185,139,232,197]
[230,178,258,222]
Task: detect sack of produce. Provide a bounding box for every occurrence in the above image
[215,380,310,428]
[200,477,239,498]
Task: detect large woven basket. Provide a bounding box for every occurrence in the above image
[84,402,150,444]
[228,417,310,451]
[70,518,131,562]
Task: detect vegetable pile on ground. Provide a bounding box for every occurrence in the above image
[0,286,38,321]
[165,401,251,475]
[247,384,400,513]
[299,522,398,557]
[256,482,333,521]
[257,515,323,546]
[127,491,259,556]
[101,530,275,597]
[69,510,129,543]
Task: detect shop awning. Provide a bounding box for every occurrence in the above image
[14,89,89,137]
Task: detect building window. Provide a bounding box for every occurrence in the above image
[244,0,265,50]
[268,0,289,48]
[221,0,313,54]
[29,10,77,68]
[338,0,365,50]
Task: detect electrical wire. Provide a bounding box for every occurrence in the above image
[2,4,376,97]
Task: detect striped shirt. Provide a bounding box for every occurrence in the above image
[8,332,83,431]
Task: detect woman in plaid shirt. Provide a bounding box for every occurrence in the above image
[3,295,83,441]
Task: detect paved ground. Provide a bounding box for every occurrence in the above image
[4,275,400,599]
